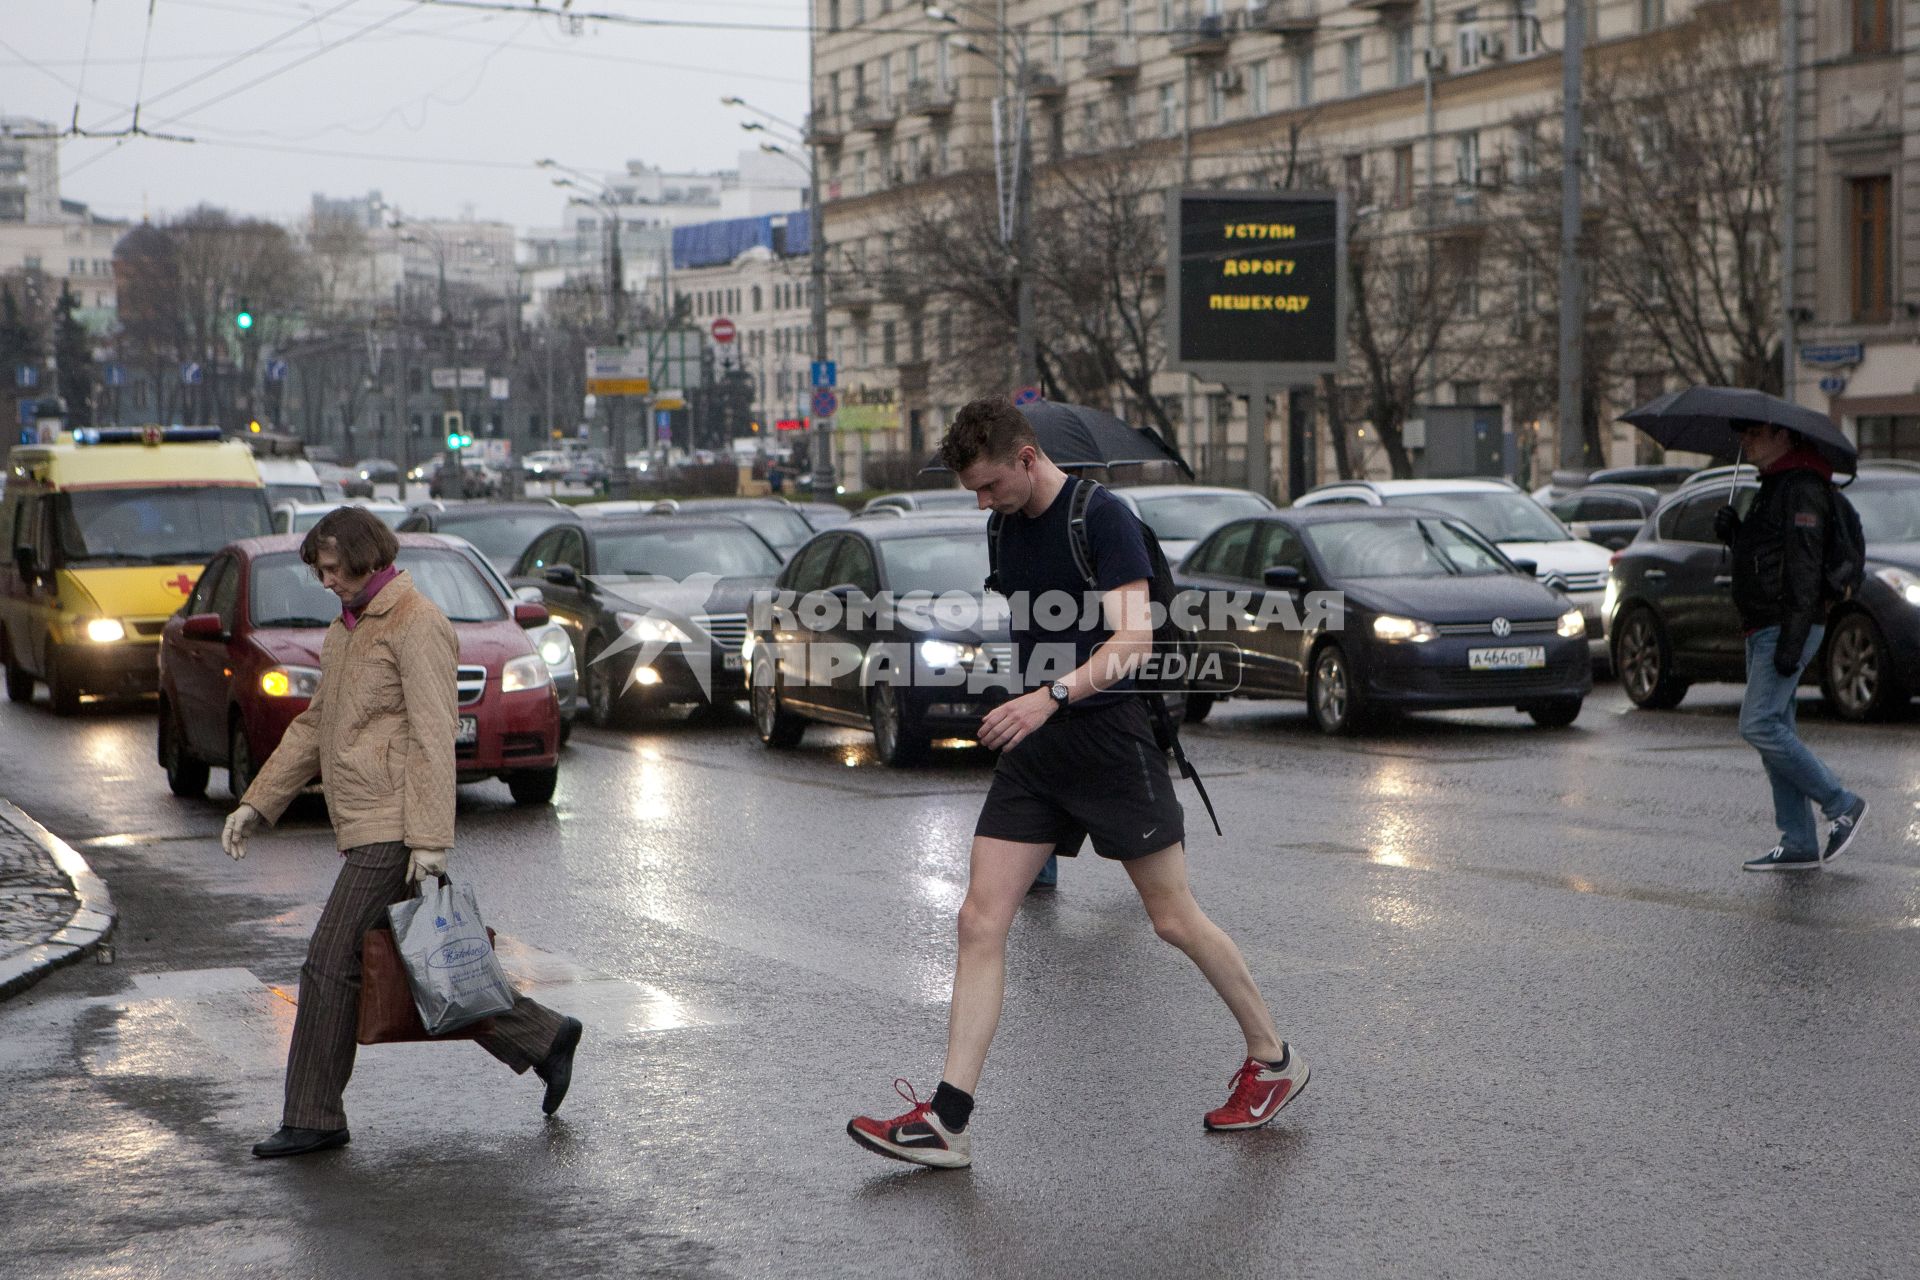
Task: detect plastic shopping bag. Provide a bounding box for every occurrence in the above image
[387,875,516,1036]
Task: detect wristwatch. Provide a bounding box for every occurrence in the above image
[1047,680,1071,713]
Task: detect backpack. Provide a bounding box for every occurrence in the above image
[1825,485,1868,602]
[986,478,1221,836]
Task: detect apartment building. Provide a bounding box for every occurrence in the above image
[675,211,821,432]
[811,0,1761,492]
[1786,0,1919,461]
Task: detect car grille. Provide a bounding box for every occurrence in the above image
[1434,619,1559,637]
[456,665,488,705]
[130,618,169,638]
[697,613,748,652]
[1539,569,1607,594]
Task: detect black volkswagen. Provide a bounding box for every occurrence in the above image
[509,516,784,727]
[1177,508,1592,734]
[746,515,1016,765]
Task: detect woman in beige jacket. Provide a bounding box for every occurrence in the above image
[222,506,581,1159]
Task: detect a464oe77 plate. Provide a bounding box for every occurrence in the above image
[1468,646,1547,671]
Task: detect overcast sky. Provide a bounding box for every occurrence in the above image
[4,0,810,231]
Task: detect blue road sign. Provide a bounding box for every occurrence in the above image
[103,363,125,388]
[1013,385,1042,406]
[656,410,670,430]
[15,365,37,389]
[265,359,289,382]
[180,362,203,386]
[1799,343,1864,369]
[811,388,838,419]
[811,360,836,388]
[1818,374,1849,396]
[17,398,36,426]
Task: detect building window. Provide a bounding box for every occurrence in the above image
[1392,144,1414,207]
[853,0,864,23]
[1207,71,1226,124]
[1292,46,1313,107]
[1159,0,1173,32]
[1514,119,1539,184]
[882,320,897,365]
[829,0,841,31]
[1637,0,1665,30]
[1854,0,1892,54]
[1390,23,1414,86]
[1081,101,1101,149]
[1343,152,1364,193]
[1457,8,1481,70]
[1341,37,1362,97]
[1158,83,1178,137]
[1453,380,1481,404]
[1082,2,1098,54]
[1455,130,1481,186]
[938,311,953,359]
[1250,60,1268,114]
[1051,15,1064,65]
[1857,415,1920,460]
[1848,174,1892,322]
[1515,0,1541,55]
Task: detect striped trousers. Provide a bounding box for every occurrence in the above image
[282,841,568,1130]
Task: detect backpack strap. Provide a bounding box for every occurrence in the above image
[985,509,1005,593]
[1145,693,1223,837]
[1066,477,1101,591]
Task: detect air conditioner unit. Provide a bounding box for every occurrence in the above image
[1212,68,1245,94]
[1477,33,1506,60]
[1423,46,1447,75]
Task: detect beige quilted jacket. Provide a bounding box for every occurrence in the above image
[242,571,459,852]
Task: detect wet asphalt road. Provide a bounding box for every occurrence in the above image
[1,681,1918,1280]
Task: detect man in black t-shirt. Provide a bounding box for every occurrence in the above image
[847,397,1308,1170]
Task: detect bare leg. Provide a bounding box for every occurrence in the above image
[1123,843,1284,1061]
[940,836,1057,1094]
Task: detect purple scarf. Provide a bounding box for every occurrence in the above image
[341,565,399,631]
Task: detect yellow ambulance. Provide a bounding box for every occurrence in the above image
[2,426,272,714]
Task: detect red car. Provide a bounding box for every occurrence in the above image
[156,533,562,807]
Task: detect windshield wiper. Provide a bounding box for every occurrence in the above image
[1413,522,1458,576]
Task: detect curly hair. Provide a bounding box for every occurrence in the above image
[300,505,399,578]
[938,396,1038,472]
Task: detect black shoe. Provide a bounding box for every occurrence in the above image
[535,1017,583,1116]
[1742,845,1822,873]
[1824,798,1869,864]
[252,1126,350,1159]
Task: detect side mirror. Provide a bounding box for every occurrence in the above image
[1509,558,1539,577]
[513,584,544,603]
[182,613,225,640]
[544,564,579,588]
[1262,565,1304,591]
[513,601,550,627]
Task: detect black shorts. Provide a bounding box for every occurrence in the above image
[974,697,1185,861]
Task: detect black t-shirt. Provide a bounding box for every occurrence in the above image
[994,476,1153,708]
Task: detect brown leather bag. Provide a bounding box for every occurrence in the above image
[356,925,500,1045]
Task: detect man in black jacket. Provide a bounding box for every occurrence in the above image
[1714,420,1868,871]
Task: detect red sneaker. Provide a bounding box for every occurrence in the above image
[847,1080,972,1169]
[1204,1045,1309,1131]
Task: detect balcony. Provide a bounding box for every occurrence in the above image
[1419,187,1487,238]
[1086,37,1142,79]
[850,96,898,133]
[1244,0,1316,36]
[905,78,958,117]
[1170,9,1236,57]
[1351,0,1416,10]
[1019,66,1068,99]
[805,109,844,147]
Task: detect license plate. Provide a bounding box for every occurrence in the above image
[1468,646,1547,671]
[455,716,477,745]
[723,653,743,671]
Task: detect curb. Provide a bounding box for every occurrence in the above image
[0,799,117,1002]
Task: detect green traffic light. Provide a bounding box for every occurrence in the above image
[235,310,253,330]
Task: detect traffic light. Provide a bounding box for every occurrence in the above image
[234,298,254,331]
[247,419,262,434]
[443,411,470,450]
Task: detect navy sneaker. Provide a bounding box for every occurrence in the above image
[1028,854,1059,894]
[1823,799,1868,865]
[1743,845,1822,873]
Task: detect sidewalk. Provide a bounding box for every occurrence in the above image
[0,798,115,1001]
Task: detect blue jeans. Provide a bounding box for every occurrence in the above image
[1740,625,1858,856]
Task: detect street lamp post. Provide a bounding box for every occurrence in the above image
[548,168,633,496]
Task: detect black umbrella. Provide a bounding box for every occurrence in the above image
[1619,386,1858,475]
[922,399,1195,478]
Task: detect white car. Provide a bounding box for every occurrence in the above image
[1110,484,1277,562]
[255,456,328,507]
[523,450,570,477]
[272,500,410,535]
[1293,478,1616,654]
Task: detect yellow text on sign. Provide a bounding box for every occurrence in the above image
[1222,259,1296,278]
[1208,294,1312,313]
[587,378,652,396]
[1222,223,1297,240]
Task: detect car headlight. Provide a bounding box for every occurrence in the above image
[85,618,126,643]
[1372,615,1437,644]
[502,653,552,693]
[1875,566,1920,608]
[535,625,572,668]
[1557,608,1587,639]
[614,611,693,644]
[919,639,979,668]
[260,665,322,698]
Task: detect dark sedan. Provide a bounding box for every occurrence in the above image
[1177,508,1592,734]
[1608,460,1920,720]
[649,498,814,559]
[395,501,579,574]
[746,516,1016,765]
[509,516,784,726]
[1545,484,1660,552]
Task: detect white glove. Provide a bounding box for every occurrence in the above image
[222,804,264,861]
[406,848,450,883]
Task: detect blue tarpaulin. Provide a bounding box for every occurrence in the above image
[672,209,811,270]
